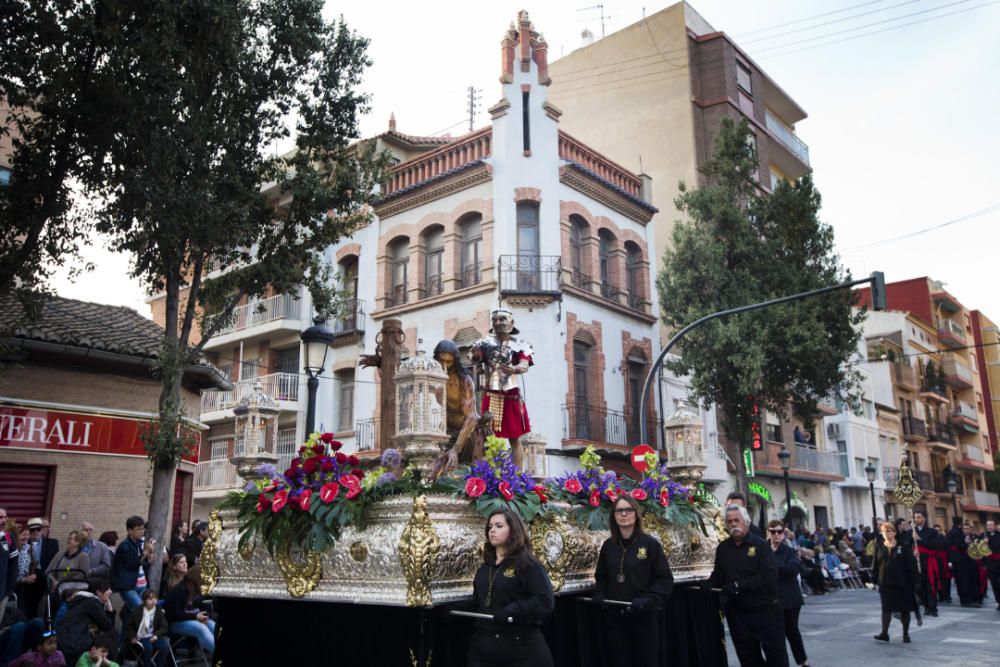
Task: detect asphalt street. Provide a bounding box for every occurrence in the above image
[723,587,999,666]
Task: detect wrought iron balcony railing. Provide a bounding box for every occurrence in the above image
[562,402,662,449]
[331,298,365,336]
[498,255,562,294]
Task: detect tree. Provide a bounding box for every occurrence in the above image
[657,118,862,495]
[67,1,385,592]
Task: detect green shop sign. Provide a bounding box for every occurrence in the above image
[748,482,771,503]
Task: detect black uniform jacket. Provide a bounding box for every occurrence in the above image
[707,532,778,612]
[772,542,804,609]
[982,530,1000,572]
[873,541,917,589]
[913,524,941,551]
[472,555,554,631]
[594,532,673,608]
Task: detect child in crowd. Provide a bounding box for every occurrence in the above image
[9,628,67,666]
[123,589,169,667]
[74,633,118,667]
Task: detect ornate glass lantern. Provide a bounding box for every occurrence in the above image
[392,342,449,472]
[663,405,706,484]
[231,379,280,480]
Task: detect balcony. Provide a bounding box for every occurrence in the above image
[893,363,918,391]
[204,294,301,348]
[932,289,962,313]
[937,318,966,349]
[200,372,300,420]
[457,263,483,289]
[420,277,444,300]
[932,472,963,495]
[965,489,1000,510]
[941,356,974,389]
[927,421,956,448]
[901,416,928,441]
[356,417,377,453]
[498,255,562,296]
[386,283,408,308]
[918,376,949,404]
[883,466,900,489]
[561,403,663,450]
[276,427,298,472]
[557,131,643,198]
[914,470,933,493]
[754,443,843,478]
[764,109,811,175]
[950,401,979,431]
[956,444,994,471]
[194,458,238,493]
[330,299,365,340]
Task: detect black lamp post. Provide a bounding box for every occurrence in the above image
[946,470,960,522]
[778,446,792,524]
[301,316,334,435]
[865,461,878,530]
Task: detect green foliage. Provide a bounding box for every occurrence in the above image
[657,117,863,487]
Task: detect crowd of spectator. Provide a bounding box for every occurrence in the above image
[1,510,213,667]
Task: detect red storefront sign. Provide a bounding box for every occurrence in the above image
[0,404,200,463]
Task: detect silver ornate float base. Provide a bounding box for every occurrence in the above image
[204,494,723,606]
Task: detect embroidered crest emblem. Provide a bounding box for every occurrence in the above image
[637,547,648,560]
[503,566,516,578]
[747,546,757,557]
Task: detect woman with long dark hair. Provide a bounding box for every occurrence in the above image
[769,519,809,666]
[467,508,554,667]
[592,495,673,666]
[873,521,918,643]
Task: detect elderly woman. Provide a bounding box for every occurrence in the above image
[44,531,90,593]
[769,520,810,667]
[873,521,918,643]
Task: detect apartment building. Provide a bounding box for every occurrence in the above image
[971,310,1000,459]
[153,12,730,518]
[859,278,1000,527]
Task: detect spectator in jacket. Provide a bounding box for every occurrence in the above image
[0,508,17,628]
[54,580,113,665]
[168,523,189,557]
[165,566,215,657]
[110,517,153,615]
[44,532,90,595]
[34,520,60,578]
[159,554,188,599]
[123,590,169,667]
[9,627,66,666]
[77,524,112,581]
[180,523,206,568]
[873,521,918,643]
[769,520,809,667]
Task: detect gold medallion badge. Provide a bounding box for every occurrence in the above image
[637,547,648,560]
[747,546,757,557]
[504,566,516,578]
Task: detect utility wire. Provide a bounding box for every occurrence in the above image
[734,0,890,37]
[741,0,924,44]
[841,202,1000,252]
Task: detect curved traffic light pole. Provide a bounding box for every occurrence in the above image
[639,272,884,445]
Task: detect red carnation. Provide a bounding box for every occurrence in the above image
[335,452,347,464]
[256,495,272,513]
[348,454,360,467]
[589,490,601,507]
[271,489,289,513]
[465,477,487,498]
[660,489,670,508]
[533,485,548,503]
[320,482,340,503]
[631,488,648,501]
[320,432,335,443]
[498,481,514,501]
[299,489,313,511]
[331,440,344,451]
[564,478,583,494]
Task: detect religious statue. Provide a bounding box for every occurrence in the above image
[429,339,492,480]
[470,308,533,468]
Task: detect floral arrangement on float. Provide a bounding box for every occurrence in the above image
[440,435,552,523]
[548,445,712,532]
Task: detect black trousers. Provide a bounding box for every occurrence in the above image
[782,607,807,666]
[467,629,553,667]
[726,603,789,667]
[917,554,937,612]
[987,566,1000,606]
[602,608,659,667]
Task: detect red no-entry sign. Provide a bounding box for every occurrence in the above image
[631,444,655,472]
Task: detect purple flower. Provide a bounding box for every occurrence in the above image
[381,448,402,469]
[244,482,257,493]
[376,472,397,487]
[256,463,280,479]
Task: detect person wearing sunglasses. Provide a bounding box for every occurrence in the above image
[592,495,674,666]
[769,520,809,667]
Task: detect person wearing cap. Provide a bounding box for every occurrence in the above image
[470,309,534,468]
[8,627,66,666]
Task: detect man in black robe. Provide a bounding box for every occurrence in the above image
[911,510,941,616]
[980,520,1000,610]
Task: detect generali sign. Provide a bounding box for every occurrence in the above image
[0,404,200,462]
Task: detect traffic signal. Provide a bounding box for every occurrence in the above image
[870,271,887,311]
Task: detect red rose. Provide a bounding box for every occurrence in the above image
[331,440,344,451]
[303,457,319,474]
[533,485,548,503]
[298,446,306,455]
[320,432,335,443]
[660,489,670,508]
[346,486,362,500]
[256,495,272,513]
[335,452,347,464]
[605,488,618,502]
[299,489,313,511]
[465,477,487,498]
[498,481,514,501]
[352,468,364,479]
[320,459,334,472]
[564,478,583,494]
[320,482,340,503]
[589,490,601,507]
[312,444,325,455]
[348,454,360,467]
[271,489,289,513]
[631,488,648,501]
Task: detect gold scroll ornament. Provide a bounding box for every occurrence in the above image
[893,460,924,509]
[275,543,322,598]
[398,495,441,607]
[200,510,223,595]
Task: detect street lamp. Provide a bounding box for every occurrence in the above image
[778,446,792,524]
[301,316,335,435]
[946,470,961,522]
[865,461,878,530]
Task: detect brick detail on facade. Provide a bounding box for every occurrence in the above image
[564,312,606,414]
[514,187,542,203]
[335,243,362,264]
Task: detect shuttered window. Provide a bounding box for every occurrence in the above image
[0,464,54,526]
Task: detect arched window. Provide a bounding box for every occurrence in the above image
[569,216,588,288]
[625,242,641,309]
[626,349,647,445]
[423,226,444,298]
[598,230,614,299]
[458,215,482,287]
[572,340,593,439]
[388,238,409,306]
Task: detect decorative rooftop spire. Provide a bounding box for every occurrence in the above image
[389,112,396,132]
[500,9,550,86]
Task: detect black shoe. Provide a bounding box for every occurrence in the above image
[874,633,889,642]
[903,635,911,643]
[926,609,938,617]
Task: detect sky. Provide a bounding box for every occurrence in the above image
[52,0,1000,319]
